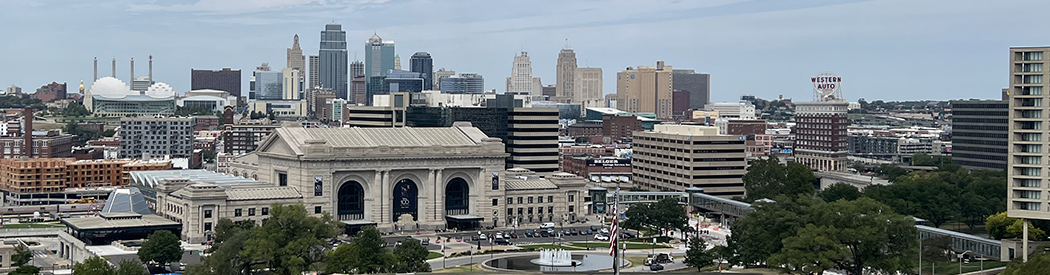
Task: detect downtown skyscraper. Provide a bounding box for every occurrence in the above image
[365,33,395,104]
[507,51,534,95]
[320,23,348,100]
[410,52,433,90]
[556,49,577,102]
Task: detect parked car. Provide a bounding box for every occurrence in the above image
[421,238,430,245]
[478,233,487,240]
[540,222,555,229]
[525,230,534,237]
[540,230,551,237]
[568,228,578,235]
[600,228,610,234]
[621,231,636,239]
[510,232,519,238]
[495,239,511,245]
[594,234,609,241]
[590,225,599,231]
[650,263,664,271]
[587,229,594,235]
[495,232,504,239]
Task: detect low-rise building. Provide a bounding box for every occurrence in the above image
[567,122,603,138]
[560,155,631,181]
[221,119,280,155]
[632,124,746,197]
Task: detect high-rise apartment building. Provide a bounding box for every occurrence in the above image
[282,68,303,100]
[556,49,577,102]
[574,67,602,105]
[673,69,711,110]
[508,51,534,95]
[118,117,195,159]
[440,73,485,94]
[308,55,320,89]
[951,97,1008,170]
[394,54,402,70]
[319,23,348,100]
[410,52,433,90]
[1007,47,1050,248]
[191,68,241,97]
[365,33,395,99]
[616,61,674,119]
[794,99,849,171]
[632,124,746,197]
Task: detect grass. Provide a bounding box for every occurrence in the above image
[428,251,444,260]
[432,264,490,273]
[1,223,65,229]
[517,244,585,250]
[625,256,647,267]
[570,242,671,249]
[916,260,1007,275]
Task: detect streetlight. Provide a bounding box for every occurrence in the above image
[958,250,972,275]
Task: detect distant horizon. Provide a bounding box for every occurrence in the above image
[2,0,1047,103]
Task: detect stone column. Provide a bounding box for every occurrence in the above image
[427,169,436,220]
[381,170,390,225]
[435,169,444,219]
[372,171,383,223]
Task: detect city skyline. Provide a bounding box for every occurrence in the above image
[2,0,1048,102]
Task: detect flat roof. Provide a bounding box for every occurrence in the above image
[130,169,261,189]
[62,214,180,231]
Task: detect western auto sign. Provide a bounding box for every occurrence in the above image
[812,73,841,91]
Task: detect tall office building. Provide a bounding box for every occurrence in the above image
[951,96,1008,170]
[574,67,602,104]
[616,61,674,119]
[350,60,364,78]
[308,55,320,89]
[319,23,348,100]
[287,35,305,74]
[282,68,303,100]
[439,73,485,94]
[409,52,433,90]
[508,51,534,95]
[1008,47,1050,253]
[434,68,455,90]
[673,69,711,110]
[254,69,283,100]
[350,60,366,104]
[365,33,395,99]
[191,68,241,97]
[394,55,402,70]
[632,125,746,197]
[556,49,577,102]
[794,73,848,172]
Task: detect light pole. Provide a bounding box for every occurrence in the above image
[958,250,972,275]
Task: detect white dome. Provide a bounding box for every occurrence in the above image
[88,77,134,98]
[145,82,175,98]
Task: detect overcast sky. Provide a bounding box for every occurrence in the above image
[1,0,1047,102]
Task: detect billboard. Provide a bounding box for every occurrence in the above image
[587,158,631,167]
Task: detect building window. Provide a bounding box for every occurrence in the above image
[537,196,543,203]
[204,209,212,219]
[547,196,553,202]
[315,206,322,214]
[507,198,512,205]
[234,209,242,217]
[528,197,534,204]
[262,207,269,215]
[492,199,498,206]
[248,208,256,216]
[518,197,523,204]
[204,222,212,231]
[278,171,288,186]
[568,205,574,213]
[568,195,575,202]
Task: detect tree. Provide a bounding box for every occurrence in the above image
[873,164,908,182]
[865,172,960,228]
[1002,245,1050,275]
[742,156,816,202]
[392,239,431,273]
[201,149,217,162]
[770,198,917,275]
[188,218,256,275]
[684,237,714,271]
[709,245,733,270]
[241,203,341,275]
[911,153,935,166]
[323,243,360,274]
[10,265,40,275]
[62,102,92,117]
[818,183,861,202]
[12,244,31,266]
[73,256,116,275]
[727,195,822,267]
[101,129,116,137]
[138,230,183,268]
[1007,218,1047,241]
[350,226,394,273]
[920,235,953,262]
[622,198,688,235]
[115,259,147,275]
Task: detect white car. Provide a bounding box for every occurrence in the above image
[495,233,504,239]
[479,233,487,239]
[599,228,610,234]
[594,234,609,241]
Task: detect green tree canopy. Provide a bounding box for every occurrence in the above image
[684,237,714,272]
[73,256,116,275]
[10,265,40,275]
[186,218,256,275]
[865,172,960,227]
[622,197,688,235]
[1002,245,1050,275]
[138,230,183,267]
[742,156,816,202]
[12,244,31,266]
[114,259,147,275]
[241,203,341,275]
[818,182,861,202]
[392,238,431,273]
[727,195,822,267]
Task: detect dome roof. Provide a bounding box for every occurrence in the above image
[88,77,135,98]
[145,82,175,98]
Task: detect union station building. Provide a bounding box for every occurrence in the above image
[187,122,594,236]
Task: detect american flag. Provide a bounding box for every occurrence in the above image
[608,205,618,256]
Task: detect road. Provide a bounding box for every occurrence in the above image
[379,224,636,251]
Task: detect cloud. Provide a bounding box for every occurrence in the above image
[127,0,391,15]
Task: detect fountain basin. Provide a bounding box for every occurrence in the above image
[482,253,626,272]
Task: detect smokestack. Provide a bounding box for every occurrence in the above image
[130,57,135,83]
[111,58,116,78]
[23,107,32,158]
[93,57,98,81]
[149,55,153,83]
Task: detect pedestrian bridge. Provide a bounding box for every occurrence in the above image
[686,192,1003,260]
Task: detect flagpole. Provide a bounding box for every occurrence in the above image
[612,180,621,275]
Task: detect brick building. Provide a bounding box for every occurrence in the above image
[33,82,67,102]
[560,155,631,180]
[194,116,221,131]
[726,120,768,136]
[603,114,644,141]
[0,158,173,193]
[566,122,603,138]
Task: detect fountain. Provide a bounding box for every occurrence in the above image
[533,249,575,266]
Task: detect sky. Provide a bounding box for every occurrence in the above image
[1,0,1048,102]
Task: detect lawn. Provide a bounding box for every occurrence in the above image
[625,256,647,267]
[1,223,65,229]
[517,244,585,250]
[432,264,490,273]
[428,251,444,260]
[916,260,1007,275]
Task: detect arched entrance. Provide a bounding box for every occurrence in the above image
[392,179,418,222]
[445,178,469,216]
[337,181,365,221]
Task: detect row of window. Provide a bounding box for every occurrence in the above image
[232,207,270,217]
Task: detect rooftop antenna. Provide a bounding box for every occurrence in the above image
[564,38,569,49]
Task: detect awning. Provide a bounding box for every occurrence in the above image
[445,215,484,221]
[341,220,377,226]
